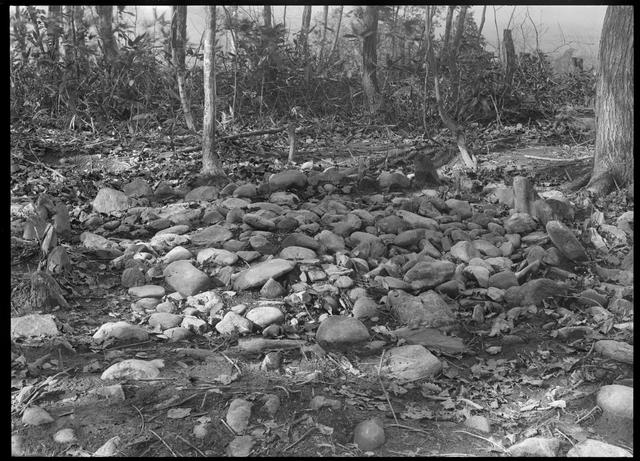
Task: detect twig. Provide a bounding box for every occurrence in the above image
[132,405,145,433]
[284,427,317,451]
[575,405,600,424]
[376,350,399,426]
[453,430,507,452]
[524,154,593,162]
[149,429,179,457]
[220,418,237,436]
[220,352,242,375]
[386,423,433,435]
[175,433,206,457]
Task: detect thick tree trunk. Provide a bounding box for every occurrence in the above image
[362,6,381,114]
[478,5,487,37]
[502,29,516,87]
[587,6,634,194]
[202,6,225,178]
[97,5,118,64]
[440,6,455,62]
[263,5,272,28]
[171,5,195,131]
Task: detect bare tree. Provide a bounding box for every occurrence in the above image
[362,6,381,114]
[171,6,195,131]
[96,5,118,64]
[263,5,272,28]
[47,5,62,60]
[202,6,225,178]
[477,5,487,37]
[329,6,344,59]
[587,6,634,194]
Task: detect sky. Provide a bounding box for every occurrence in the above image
[16,5,607,66]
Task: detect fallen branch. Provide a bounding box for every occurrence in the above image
[524,154,593,162]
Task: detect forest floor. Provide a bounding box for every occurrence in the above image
[10,119,633,457]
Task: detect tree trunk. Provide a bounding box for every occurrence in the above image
[478,5,487,37]
[362,6,381,114]
[12,7,29,63]
[450,6,468,106]
[263,5,272,28]
[329,6,344,59]
[299,6,312,57]
[318,5,329,64]
[202,6,225,178]
[47,5,62,61]
[587,6,634,194]
[300,5,312,86]
[440,6,455,62]
[422,5,435,133]
[96,5,118,64]
[502,29,516,87]
[171,5,195,131]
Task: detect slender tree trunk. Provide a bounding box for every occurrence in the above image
[318,6,329,65]
[329,5,344,59]
[263,5,272,28]
[362,6,381,114]
[450,6,467,106]
[47,5,62,61]
[587,6,634,194]
[96,5,117,64]
[171,6,195,131]
[299,6,312,56]
[422,6,435,133]
[478,5,487,38]
[300,6,312,86]
[202,6,225,178]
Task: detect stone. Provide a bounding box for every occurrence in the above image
[260,278,286,298]
[279,246,317,260]
[546,220,588,262]
[315,316,370,348]
[191,225,233,247]
[395,210,438,229]
[388,290,456,328]
[508,437,560,457]
[163,260,211,297]
[281,233,322,251]
[92,187,130,215]
[121,267,146,288]
[392,327,467,354]
[185,186,218,202]
[197,248,239,266]
[245,306,284,327]
[450,241,481,263]
[148,313,183,330]
[92,321,149,343]
[464,415,491,433]
[80,231,122,257]
[594,340,633,365]
[596,384,633,418]
[164,327,192,340]
[352,297,379,320]
[471,239,502,257]
[463,265,490,287]
[149,233,190,253]
[504,278,568,307]
[156,224,190,236]
[488,271,518,289]
[403,260,456,287]
[215,311,253,335]
[226,435,255,457]
[222,197,251,209]
[376,215,410,234]
[394,229,427,247]
[243,213,276,231]
[445,199,472,219]
[504,213,537,234]
[233,183,257,198]
[269,191,299,207]
[123,178,153,198]
[566,439,632,457]
[11,314,60,338]
[269,170,307,190]
[181,316,209,335]
[232,259,296,290]
[353,418,385,451]
[128,285,165,298]
[315,230,345,253]
[381,345,442,381]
